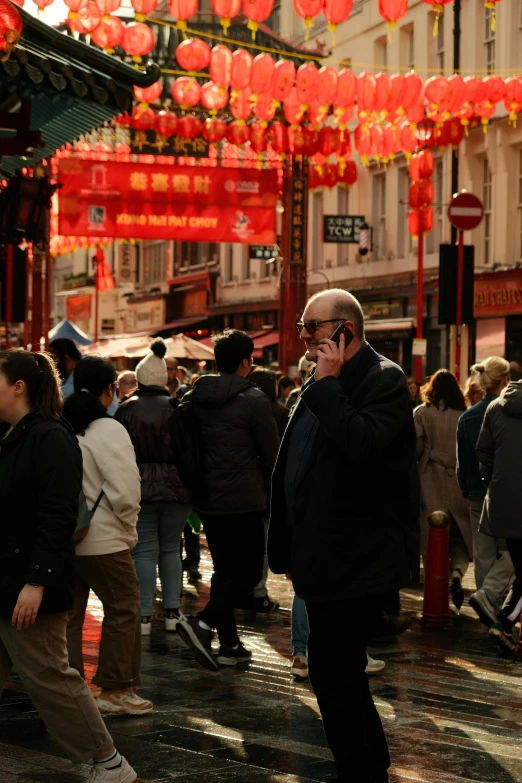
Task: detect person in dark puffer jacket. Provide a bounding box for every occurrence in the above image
[175,330,279,672]
[116,339,191,636]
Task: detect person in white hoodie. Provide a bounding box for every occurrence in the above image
[63,356,152,717]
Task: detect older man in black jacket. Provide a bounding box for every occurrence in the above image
[268,289,417,783]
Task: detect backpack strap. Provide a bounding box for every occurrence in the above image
[91,490,104,515]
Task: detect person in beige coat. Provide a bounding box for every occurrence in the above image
[414,370,471,608]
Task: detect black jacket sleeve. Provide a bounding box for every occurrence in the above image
[301,369,411,468]
[251,392,280,483]
[25,427,82,587]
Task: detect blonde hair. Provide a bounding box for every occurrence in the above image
[471,356,510,393]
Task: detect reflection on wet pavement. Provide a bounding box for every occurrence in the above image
[1,540,521,782]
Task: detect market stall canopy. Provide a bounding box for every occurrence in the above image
[48,319,91,346]
[164,334,215,361]
[83,333,214,361]
[0,8,160,175]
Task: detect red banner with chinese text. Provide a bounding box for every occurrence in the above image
[58,160,277,244]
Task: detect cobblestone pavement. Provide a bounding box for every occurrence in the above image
[1,541,522,783]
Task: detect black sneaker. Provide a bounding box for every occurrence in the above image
[254,596,280,614]
[489,620,516,653]
[177,616,219,671]
[188,569,202,582]
[450,569,465,610]
[216,641,252,666]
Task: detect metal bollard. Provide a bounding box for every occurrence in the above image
[423,511,452,627]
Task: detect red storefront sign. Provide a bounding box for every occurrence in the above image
[66,295,92,321]
[58,160,277,244]
[475,273,522,317]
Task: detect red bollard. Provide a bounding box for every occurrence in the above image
[423,511,452,627]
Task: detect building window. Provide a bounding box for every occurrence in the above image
[174,241,218,271]
[337,186,349,266]
[242,248,251,280]
[224,245,233,282]
[400,24,414,70]
[374,35,387,68]
[397,167,413,259]
[427,159,444,254]
[436,16,444,74]
[484,6,496,74]
[141,241,166,285]
[265,0,280,32]
[372,172,387,260]
[483,157,492,265]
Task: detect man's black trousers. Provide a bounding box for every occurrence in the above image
[305,597,390,783]
[198,511,265,647]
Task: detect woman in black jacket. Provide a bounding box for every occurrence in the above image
[0,349,136,783]
[116,339,191,636]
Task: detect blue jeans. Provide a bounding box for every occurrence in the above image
[135,503,191,616]
[291,595,309,656]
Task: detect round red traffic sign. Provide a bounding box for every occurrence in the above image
[447,191,484,231]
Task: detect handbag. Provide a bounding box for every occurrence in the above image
[74,488,104,544]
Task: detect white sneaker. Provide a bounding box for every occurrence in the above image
[366,653,386,674]
[95,689,153,715]
[141,617,151,636]
[290,653,309,679]
[165,609,186,632]
[87,756,137,782]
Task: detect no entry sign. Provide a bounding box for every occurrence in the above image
[448,192,484,231]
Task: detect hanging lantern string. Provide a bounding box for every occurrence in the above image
[144,17,522,77]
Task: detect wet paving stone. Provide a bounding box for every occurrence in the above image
[1,540,522,782]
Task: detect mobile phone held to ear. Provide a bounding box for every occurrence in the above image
[328,322,355,347]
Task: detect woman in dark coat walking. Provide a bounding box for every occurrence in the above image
[0,349,136,783]
[477,379,522,654]
[116,339,191,636]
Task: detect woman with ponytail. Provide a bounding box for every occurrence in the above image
[63,356,151,717]
[116,339,191,636]
[0,349,137,783]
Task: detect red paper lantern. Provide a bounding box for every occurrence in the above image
[176,38,211,72]
[271,59,296,104]
[505,76,522,105]
[231,48,253,90]
[418,177,433,204]
[318,66,338,108]
[171,77,201,106]
[268,121,289,154]
[335,68,357,110]
[408,209,420,238]
[230,87,252,120]
[339,133,351,161]
[134,80,162,105]
[69,1,100,33]
[284,87,305,126]
[401,71,423,110]
[463,76,483,104]
[0,0,23,58]
[131,0,157,20]
[250,53,275,96]
[64,0,87,20]
[91,15,123,51]
[423,0,452,36]
[293,0,321,39]
[132,105,156,130]
[249,122,268,154]
[202,116,227,143]
[75,141,92,160]
[168,0,198,31]
[339,160,357,187]
[324,162,338,189]
[303,125,319,156]
[408,182,420,209]
[335,105,354,129]
[296,62,319,106]
[412,149,433,179]
[155,111,178,137]
[212,0,241,33]
[505,99,522,127]
[177,115,202,139]
[446,74,466,114]
[369,124,384,160]
[407,97,425,125]
[419,204,433,233]
[354,124,371,165]
[122,22,155,62]
[226,119,250,146]
[433,121,450,148]
[319,126,341,157]
[308,101,329,126]
[381,124,395,162]
[475,100,495,132]
[482,75,506,104]
[446,117,464,147]
[210,45,233,88]
[242,0,274,39]
[95,0,120,15]
[387,73,406,112]
[288,125,307,156]
[357,72,377,115]
[321,0,353,44]
[200,81,229,111]
[378,0,408,33]
[254,92,276,122]
[308,165,321,191]
[423,76,449,107]
[375,72,391,112]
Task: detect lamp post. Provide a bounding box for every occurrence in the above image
[308,270,330,290]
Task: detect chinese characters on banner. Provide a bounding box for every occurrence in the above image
[289,177,307,265]
[130,130,210,158]
[323,215,365,244]
[58,160,277,244]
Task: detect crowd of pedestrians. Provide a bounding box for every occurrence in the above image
[1,290,522,783]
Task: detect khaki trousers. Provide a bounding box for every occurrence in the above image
[67,549,142,691]
[0,612,112,761]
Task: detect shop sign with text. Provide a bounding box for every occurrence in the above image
[130,130,210,158]
[58,160,277,244]
[475,275,522,317]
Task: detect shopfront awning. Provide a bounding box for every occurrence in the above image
[365,318,415,335]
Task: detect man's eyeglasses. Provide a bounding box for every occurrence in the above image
[295,319,342,335]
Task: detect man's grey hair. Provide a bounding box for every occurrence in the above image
[117,370,137,393]
[307,289,365,342]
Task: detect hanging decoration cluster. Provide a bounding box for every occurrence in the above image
[0,0,23,61]
[407,149,434,239]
